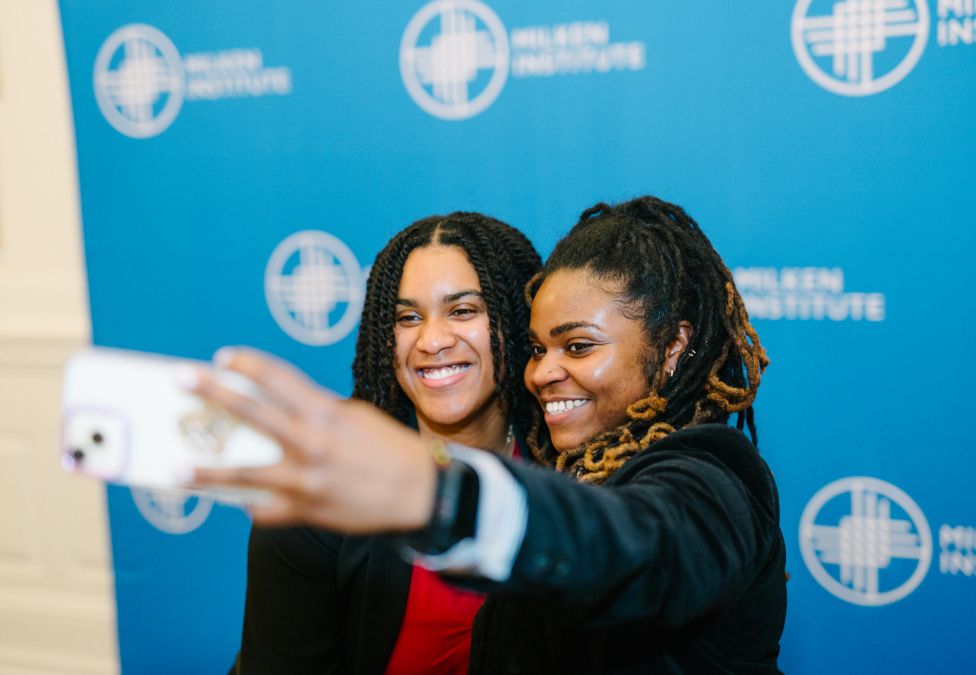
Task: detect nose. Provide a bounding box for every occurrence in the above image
[415,316,458,354]
[527,352,567,389]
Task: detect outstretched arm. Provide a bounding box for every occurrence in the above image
[187,347,436,533]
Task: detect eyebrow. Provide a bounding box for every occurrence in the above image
[548,321,601,338]
[396,289,484,307]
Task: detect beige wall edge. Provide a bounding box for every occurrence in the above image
[0,0,117,673]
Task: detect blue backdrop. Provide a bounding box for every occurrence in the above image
[59,1,976,672]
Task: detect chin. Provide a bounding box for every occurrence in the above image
[552,434,584,454]
[553,424,605,454]
[419,405,474,427]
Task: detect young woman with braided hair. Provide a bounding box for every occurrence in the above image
[230,212,545,674]
[192,195,786,674]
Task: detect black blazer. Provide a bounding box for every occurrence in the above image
[233,528,413,674]
[232,426,531,675]
[465,424,787,674]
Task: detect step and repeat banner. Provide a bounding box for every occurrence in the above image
[59,1,975,672]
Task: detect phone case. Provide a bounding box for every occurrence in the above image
[60,347,282,496]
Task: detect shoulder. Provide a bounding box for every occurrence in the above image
[248,527,342,576]
[251,528,414,592]
[610,424,758,475]
[250,526,371,579]
[610,424,779,520]
[650,422,757,455]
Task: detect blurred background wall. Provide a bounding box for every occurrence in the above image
[1,0,974,672]
[0,1,117,673]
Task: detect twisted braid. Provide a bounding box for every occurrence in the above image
[494,225,556,464]
[351,212,547,455]
[352,227,426,423]
[529,196,768,483]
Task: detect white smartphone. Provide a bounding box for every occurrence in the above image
[60,347,283,501]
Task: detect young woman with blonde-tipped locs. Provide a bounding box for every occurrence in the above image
[524,196,770,484]
[191,195,787,674]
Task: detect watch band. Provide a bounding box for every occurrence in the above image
[406,439,481,555]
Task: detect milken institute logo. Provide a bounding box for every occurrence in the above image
[94,24,185,138]
[265,230,365,346]
[93,23,292,138]
[792,0,930,95]
[800,476,932,605]
[131,487,214,535]
[400,0,510,120]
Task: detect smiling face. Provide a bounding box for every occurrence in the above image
[394,245,505,441]
[525,268,652,453]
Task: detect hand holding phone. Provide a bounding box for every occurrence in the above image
[60,347,283,497]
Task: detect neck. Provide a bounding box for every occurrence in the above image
[416,404,512,456]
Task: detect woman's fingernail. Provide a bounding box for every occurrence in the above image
[213,347,236,368]
[174,365,200,390]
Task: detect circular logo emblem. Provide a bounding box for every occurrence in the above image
[400,0,510,120]
[131,487,213,535]
[799,476,932,606]
[265,230,365,346]
[93,24,185,138]
[791,0,929,96]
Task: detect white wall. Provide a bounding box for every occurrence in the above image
[0,1,118,673]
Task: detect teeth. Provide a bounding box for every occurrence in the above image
[420,364,470,380]
[545,399,588,414]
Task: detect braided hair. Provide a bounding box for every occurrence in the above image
[352,212,546,455]
[527,196,769,483]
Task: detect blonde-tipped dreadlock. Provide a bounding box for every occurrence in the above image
[526,196,769,485]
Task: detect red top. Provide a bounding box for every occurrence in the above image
[383,565,486,675]
[384,441,521,674]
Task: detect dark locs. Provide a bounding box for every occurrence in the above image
[526,196,769,484]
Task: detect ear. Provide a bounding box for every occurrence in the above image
[661,321,694,381]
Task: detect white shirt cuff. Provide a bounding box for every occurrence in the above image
[408,445,527,582]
